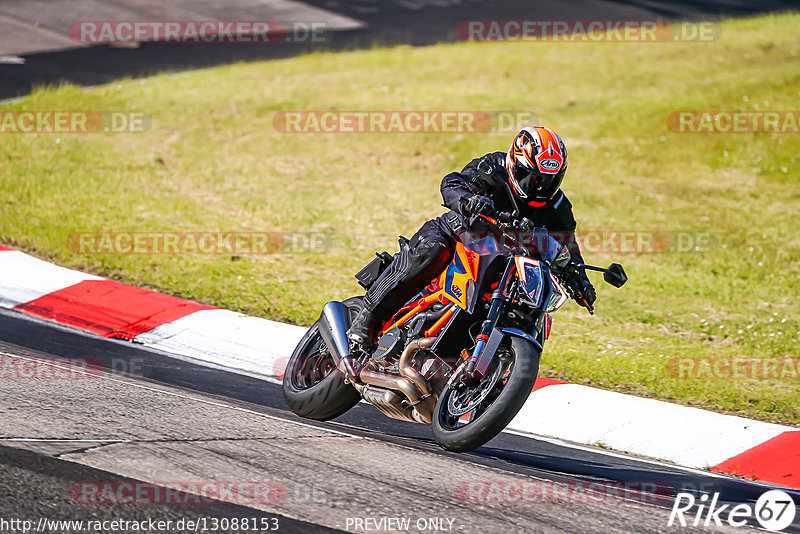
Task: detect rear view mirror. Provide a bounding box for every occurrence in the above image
[604,263,628,288]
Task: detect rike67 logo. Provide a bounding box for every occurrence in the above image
[668,490,797,531]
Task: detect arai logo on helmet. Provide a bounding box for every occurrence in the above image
[539,158,561,171]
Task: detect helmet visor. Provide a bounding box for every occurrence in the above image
[512,165,534,195]
[514,165,562,202]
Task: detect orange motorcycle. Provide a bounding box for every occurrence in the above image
[283,212,627,452]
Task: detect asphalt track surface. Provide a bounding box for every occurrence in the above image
[2,2,799,532]
[1,0,798,99]
[1,307,798,533]
[0,445,340,533]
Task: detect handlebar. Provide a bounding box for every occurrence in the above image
[557,263,595,314]
[473,212,595,313]
[475,212,534,233]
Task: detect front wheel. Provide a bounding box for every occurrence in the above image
[432,336,540,452]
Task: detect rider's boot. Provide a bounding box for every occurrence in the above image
[348,305,376,347]
[338,305,376,378]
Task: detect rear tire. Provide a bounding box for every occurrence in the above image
[432,336,540,452]
[282,297,363,421]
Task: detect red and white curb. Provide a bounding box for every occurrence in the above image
[1,245,797,489]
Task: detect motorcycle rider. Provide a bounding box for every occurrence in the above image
[348,126,595,347]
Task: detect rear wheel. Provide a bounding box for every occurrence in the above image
[282,297,363,421]
[432,336,540,452]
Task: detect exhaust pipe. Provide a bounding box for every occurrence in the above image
[398,337,437,423]
[358,362,432,424]
[360,363,423,404]
[399,337,435,398]
[357,337,438,424]
[359,384,423,424]
[318,301,357,378]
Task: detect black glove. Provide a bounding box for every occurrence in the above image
[459,194,495,217]
[562,267,595,310]
[577,271,596,308]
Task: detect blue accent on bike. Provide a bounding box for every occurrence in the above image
[444,253,467,301]
[501,328,542,350]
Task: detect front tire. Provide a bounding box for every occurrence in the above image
[282,297,363,421]
[432,336,540,452]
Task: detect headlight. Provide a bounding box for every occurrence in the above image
[514,257,544,306]
[545,274,568,312]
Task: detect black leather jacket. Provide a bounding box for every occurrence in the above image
[441,151,585,263]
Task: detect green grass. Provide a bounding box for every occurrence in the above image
[1,13,798,424]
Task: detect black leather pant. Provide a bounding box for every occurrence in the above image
[363,212,459,321]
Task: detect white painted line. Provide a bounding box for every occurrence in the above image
[502,428,727,478]
[502,428,800,497]
[509,383,791,468]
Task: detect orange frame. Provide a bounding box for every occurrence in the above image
[378,242,480,338]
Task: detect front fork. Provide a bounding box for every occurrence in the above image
[461,259,517,381]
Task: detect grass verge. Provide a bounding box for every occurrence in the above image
[1,13,798,424]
